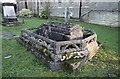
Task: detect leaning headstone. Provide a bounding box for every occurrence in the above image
[2,3,22,26]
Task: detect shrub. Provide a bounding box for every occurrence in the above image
[39,2,50,19]
[18,9,32,17]
[39,10,50,19]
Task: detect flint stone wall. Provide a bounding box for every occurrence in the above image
[89,2,119,27]
[89,11,119,27]
[15,1,120,27]
[50,2,90,18]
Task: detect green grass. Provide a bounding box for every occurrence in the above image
[0,24,2,78]
[2,18,120,77]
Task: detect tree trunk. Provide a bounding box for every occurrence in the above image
[25,0,28,9]
[79,0,82,21]
[37,0,39,17]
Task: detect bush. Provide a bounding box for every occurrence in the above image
[39,2,50,19]
[39,10,50,19]
[18,9,32,17]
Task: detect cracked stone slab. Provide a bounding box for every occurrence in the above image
[2,32,19,39]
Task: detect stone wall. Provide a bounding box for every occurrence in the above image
[118,1,120,27]
[0,2,2,13]
[0,2,2,22]
[13,1,120,27]
[17,1,25,11]
[89,2,119,27]
[16,1,90,19]
[50,2,90,19]
[89,11,119,27]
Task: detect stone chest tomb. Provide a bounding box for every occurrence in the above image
[18,22,100,71]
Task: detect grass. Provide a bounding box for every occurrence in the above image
[1,18,120,77]
[0,24,2,78]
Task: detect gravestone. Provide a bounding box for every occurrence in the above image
[2,3,22,26]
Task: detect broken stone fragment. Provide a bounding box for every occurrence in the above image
[69,61,81,70]
[70,25,83,40]
[50,54,61,62]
